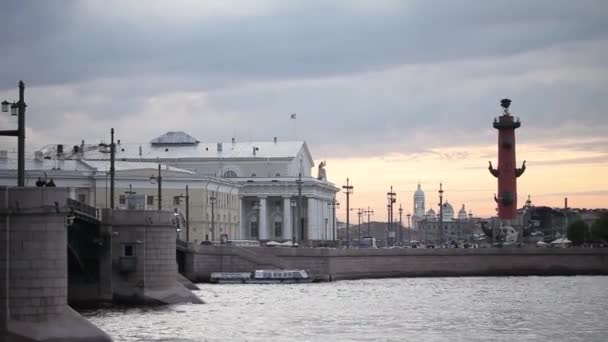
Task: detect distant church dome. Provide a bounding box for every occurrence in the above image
[426,208,437,221]
[414,183,424,198]
[458,204,467,220]
[441,201,454,221]
[413,183,426,219]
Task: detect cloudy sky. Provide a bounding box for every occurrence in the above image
[1,0,607,219]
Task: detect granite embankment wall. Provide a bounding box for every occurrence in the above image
[184,245,608,282]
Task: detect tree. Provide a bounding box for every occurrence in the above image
[567,220,588,246]
[591,212,608,243]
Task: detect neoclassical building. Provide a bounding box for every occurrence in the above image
[35,131,339,243]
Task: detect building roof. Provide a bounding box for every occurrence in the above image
[38,139,312,162]
[0,158,193,174]
[150,131,200,145]
[0,158,94,172]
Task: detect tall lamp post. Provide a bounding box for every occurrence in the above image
[210,193,217,241]
[342,178,354,248]
[174,186,190,243]
[438,183,444,247]
[365,207,374,237]
[398,204,403,244]
[110,129,115,209]
[291,199,297,245]
[350,208,364,247]
[149,165,163,211]
[1,81,26,187]
[406,212,412,245]
[386,186,396,246]
[328,199,339,242]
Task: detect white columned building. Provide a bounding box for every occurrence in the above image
[31,131,340,245]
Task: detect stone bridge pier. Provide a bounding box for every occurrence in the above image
[0,187,111,342]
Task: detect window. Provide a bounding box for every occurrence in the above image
[223,170,237,178]
[173,196,181,205]
[146,195,154,206]
[274,222,282,237]
[250,222,258,238]
[119,195,126,205]
[77,194,86,203]
[123,244,134,257]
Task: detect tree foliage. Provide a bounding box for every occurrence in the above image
[591,213,608,242]
[567,220,588,246]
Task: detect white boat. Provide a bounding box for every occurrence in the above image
[210,269,312,284]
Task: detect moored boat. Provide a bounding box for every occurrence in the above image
[209,269,312,284]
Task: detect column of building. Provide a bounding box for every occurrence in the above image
[258,196,268,240]
[307,197,316,240]
[282,196,292,241]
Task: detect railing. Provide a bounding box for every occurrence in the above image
[67,198,99,220]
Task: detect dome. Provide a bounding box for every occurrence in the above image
[458,204,468,220]
[414,183,424,197]
[426,208,437,221]
[441,202,454,221]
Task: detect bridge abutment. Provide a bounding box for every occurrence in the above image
[0,187,111,342]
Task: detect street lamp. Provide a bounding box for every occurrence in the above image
[342,178,354,248]
[328,199,339,242]
[386,186,396,246]
[210,193,217,241]
[398,204,403,244]
[438,183,444,247]
[148,164,163,211]
[407,212,412,245]
[350,208,364,247]
[364,207,374,238]
[0,81,26,187]
[174,186,190,243]
[291,198,297,245]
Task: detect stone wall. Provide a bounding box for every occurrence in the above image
[0,187,111,342]
[185,245,608,282]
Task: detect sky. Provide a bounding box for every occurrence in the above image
[0,0,607,220]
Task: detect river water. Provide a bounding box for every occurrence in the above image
[82,276,608,342]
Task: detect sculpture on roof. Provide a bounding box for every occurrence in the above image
[317,161,327,181]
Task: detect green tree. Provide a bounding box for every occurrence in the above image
[567,220,588,246]
[591,212,608,243]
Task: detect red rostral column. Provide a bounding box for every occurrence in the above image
[489,99,526,220]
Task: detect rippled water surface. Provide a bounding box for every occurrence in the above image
[82,276,608,342]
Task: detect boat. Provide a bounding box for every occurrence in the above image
[210,269,312,284]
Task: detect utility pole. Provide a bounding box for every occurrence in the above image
[210,193,217,241]
[0,81,27,186]
[563,197,568,248]
[386,186,396,246]
[157,164,162,211]
[110,128,115,209]
[438,183,444,247]
[342,178,354,248]
[185,185,190,243]
[398,204,403,244]
[365,207,374,237]
[351,208,363,246]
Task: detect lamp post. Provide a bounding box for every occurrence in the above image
[424,213,429,245]
[291,199,297,245]
[398,204,403,244]
[148,164,163,211]
[110,129,115,209]
[407,212,411,245]
[296,164,303,243]
[350,208,364,247]
[210,193,217,241]
[0,81,26,187]
[438,183,444,247]
[386,186,396,246]
[365,207,374,237]
[342,178,354,248]
[328,199,339,242]
[174,186,190,243]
